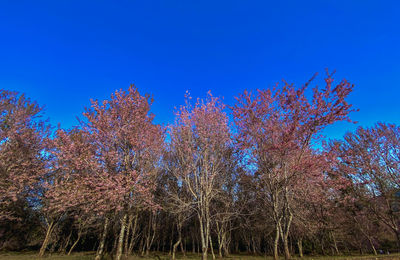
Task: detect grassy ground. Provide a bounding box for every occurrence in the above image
[0,252,399,260]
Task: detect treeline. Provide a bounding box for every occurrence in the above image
[1,72,399,260]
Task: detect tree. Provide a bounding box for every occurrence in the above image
[163,148,193,260]
[0,90,50,251]
[0,89,49,220]
[169,92,232,260]
[333,123,400,249]
[82,86,164,260]
[40,128,100,256]
[232,71,356,259]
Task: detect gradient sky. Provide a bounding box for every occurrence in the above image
[1,1,399,140]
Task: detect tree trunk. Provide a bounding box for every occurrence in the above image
[222,228,230,257]
[39,220,55,257]
[210,235,216,260]
[273,223,280,260]
[49,234,58,254]
[199,213,208,260]
[216,222,223,258]
[145,212,156,256]
[169,225,174,255]
[68,233,81,255]
[367,237,377,255]
[139,236,145,256]
[331,231,339,255]
[297,239,303,258]
[251,236,256,255]
[283,235,291,260]
[222,236,229,257]
[218,238,223,258]
[172,237,181,260]
[95,217,109,260]
[282,200,293,260]
[116,214,127,260]
[124,215,133,257]
[180,238,186,256]
[162,233,166,253]
[235,240,239,254]
[60,231,72,254]
[128,212,139,254]
[355,217,377,256]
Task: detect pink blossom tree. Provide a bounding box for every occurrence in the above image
[232,71,356,259]
[0,90,50,252]
[39,128,108,256]
[0,89,50,221]
[333,123,400,249]
[81,86,164,260]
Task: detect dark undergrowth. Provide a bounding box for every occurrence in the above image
[0,252,399,260]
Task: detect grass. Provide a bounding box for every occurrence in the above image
[0,252,399,260]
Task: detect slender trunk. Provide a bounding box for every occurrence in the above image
[149,219,157,255]
[222,227,230,257]
[252,236,256,255]
[139,236,145,256]
[235,239,239,254]
[355,217,377,256]
[180,238,186,256]
[320,237,325,255]
[271,189,281,260]
[206,199,212,260]
[172,237,181,260]
[116,214,127,260]
[216,222,222,258]
[169,225,174,255]
[162,233,166,253]
[124,215,133,257]
[68,233,81,255]
[297,239,303,258]
[145,212,156,256]
[145,224,151,256]
[290,236,293,257]
[141,237,146,256]
[112,231,118,254]
[95,217,109,260]
[331,231,339,255]
[218,238,223,258]
[128,212,139,254]
[92,240,98,251]
[273,223,280,260]
[282,196,293,259]
[49,234,58,253]
[210,235,215,260]
[39,220,55,257]
[222,234,229,257]
[61,231,72,254]
[199,213,207,260]
[367,237,377,255]
[283,234,291,259]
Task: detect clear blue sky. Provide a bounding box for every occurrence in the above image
[1,1,399,139]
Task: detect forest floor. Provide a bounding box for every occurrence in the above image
[0,252,399,260]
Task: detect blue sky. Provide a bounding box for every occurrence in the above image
[0,1,399,140]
